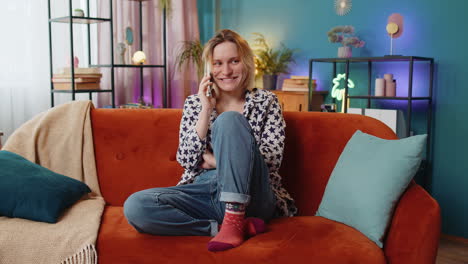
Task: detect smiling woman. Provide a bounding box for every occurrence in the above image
[211,42,244,94]
[203,29,256,99]
[123,29,297,253]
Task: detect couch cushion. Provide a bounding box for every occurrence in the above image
[316,130,427,248]
[97,206,385,264]
[92,109,185,206]
[0,150,91,223]
[281,112,398,216]
[91,109,398,214]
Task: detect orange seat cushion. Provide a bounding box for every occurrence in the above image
[91,109,184,206]
[97,206,385,264]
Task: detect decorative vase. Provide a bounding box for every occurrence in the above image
[263,74,278,90]
[337,46,352,58]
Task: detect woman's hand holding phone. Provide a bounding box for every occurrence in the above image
[206,73,213,97]
[198,74,216,112]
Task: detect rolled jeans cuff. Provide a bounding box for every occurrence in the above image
[220,191,250,204]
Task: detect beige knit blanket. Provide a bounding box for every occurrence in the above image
[0,101,105,264]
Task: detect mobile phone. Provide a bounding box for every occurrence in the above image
[204,63,213,97]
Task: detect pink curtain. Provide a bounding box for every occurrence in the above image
[97,0,200,108]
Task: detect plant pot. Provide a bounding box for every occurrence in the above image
[263,74,278,90]
[338,46,352,58]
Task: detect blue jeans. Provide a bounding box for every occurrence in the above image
[124,112,277,236]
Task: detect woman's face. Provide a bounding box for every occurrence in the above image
[211,41,244,93]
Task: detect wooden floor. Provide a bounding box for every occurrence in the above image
[437,235,468,264]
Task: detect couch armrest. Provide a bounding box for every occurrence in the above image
[384,182,441,264]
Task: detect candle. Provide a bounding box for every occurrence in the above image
[384,73,393,81]
[375,78,385,96]
[386,80,396,97]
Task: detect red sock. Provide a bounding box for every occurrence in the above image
[244,217,266,237]
[217,217,267,237]
[208,203,246,252]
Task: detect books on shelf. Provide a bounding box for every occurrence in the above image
[52,68,102,90]
[52,76,102,83]
[53,82,101,90]
[60,67,101,75]
[290,75,309,80]
[282,76,316,92]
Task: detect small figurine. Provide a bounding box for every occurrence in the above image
[116,42,127,64]
[66,56,80,68]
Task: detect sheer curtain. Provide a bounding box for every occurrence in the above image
[0,1,51,142]
[0,0,98,142]
[97,0,200,108]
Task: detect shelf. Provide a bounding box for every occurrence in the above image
[347,95,432,100]
[49,0,168,108]
[273,90,329,95]
[310,56,434,63]
[49,16,111,24]
[308,55,434,189]
[90,64,166,68]
[52,89,113,93]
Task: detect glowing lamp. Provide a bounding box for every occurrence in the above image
[132,51,146,65]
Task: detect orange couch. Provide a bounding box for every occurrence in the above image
[91,108,440,264]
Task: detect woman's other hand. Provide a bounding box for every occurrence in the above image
[200,149,217,169]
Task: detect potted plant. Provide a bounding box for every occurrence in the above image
[175,40,204,81]
[158,0,171,16]
[252,33,297,90]
[327,25,365,58]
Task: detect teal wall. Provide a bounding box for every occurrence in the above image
[198,0,468,238]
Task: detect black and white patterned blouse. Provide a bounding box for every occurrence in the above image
[176,88,297,217]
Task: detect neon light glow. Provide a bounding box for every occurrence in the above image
[331,73,355,100]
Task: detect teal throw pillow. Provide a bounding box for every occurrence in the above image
[0,150,91,223]
[316,130,426,248]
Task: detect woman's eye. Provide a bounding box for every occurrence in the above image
[232,60,240,64]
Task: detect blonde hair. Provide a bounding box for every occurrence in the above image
[202,29,255,92]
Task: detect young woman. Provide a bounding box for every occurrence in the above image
[124,29,296,252]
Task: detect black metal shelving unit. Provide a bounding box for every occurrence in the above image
[48,0,168,108]
[127,0,168,108]
[308,56,434,188]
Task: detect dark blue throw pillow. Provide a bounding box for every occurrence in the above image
[0,150,91,223]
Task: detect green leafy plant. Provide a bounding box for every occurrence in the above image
[252,33,297,76]
[159,0,171,16]
[175,40,204,80]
